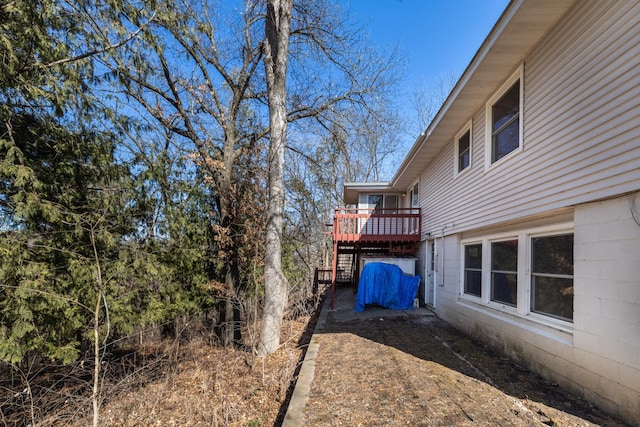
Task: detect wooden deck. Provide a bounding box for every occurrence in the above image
[332,208,421,243]
[330,208,421,308]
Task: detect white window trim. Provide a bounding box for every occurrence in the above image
[459,222,574,333]
[526,229,575,325]
[408,180,420,209]
[453,120,473,177]
[485,64,524,170]
[407,180,420,233]
[459,240,483,301]
[488,237,519,310]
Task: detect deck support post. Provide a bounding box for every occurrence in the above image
[330,240,338,309]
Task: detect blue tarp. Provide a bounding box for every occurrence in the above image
[355,262,420,312]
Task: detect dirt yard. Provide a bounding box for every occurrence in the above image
[301,312,628,426]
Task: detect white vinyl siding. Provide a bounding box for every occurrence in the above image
[419,0,640,238]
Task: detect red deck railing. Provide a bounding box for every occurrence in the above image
[332,208,421,243]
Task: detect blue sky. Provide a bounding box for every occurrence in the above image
[346,0,510,159]
[347,0,509,83]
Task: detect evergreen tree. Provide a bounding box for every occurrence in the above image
[0,114,130,363]
[0,0,218,365]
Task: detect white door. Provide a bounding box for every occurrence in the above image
[425,239,435,306]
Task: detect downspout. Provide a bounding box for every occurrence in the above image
[440,225,446,288]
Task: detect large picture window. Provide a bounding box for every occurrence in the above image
[531,234,574,321]
[464,244,482,297]
[491,240,517,306]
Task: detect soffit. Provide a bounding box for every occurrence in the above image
[343,181,398,205]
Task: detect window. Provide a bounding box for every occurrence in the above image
[457,130,471,172]
[486,66,523,166]
[491,81,520,162]
[430,241,435,271]
[368,194,382,210]
[460,226,574,327]
[464,244,482,297]
[454,122,472,175]
[410,183,419,209]
[531,234,574,321]
[409,183,419,233]
[491,240,517,306]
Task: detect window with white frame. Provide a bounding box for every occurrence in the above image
[461,228,574,324]
[531,234,574,321]
[409,182,419,233]
[490,240,517,306]
[486,66,523,166]
[410,182,419,210]
[455,122,472,173]
[463,244,482,297]
[384,194,398,213]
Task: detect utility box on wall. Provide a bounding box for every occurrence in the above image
[360,256,417,276]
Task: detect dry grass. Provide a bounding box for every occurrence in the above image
[97,317,309,427]
[0,315,312,427]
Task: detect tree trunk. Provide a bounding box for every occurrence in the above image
[258,0,293,356]
[218,161,243,348]
[223,268,235,347]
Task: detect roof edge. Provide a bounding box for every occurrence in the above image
[390,0,523,188]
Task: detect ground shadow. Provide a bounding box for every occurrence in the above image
[308,288,628,426]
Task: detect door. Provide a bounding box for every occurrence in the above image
[425,239,435,306]
[363,194,398,236]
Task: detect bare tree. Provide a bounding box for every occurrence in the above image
[410,72,458,133]
[259,0,293,356]
[90,0,269,347]
[89,0,401,353]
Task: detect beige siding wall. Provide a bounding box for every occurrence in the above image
[419,0,640,237]
[416,2,640,423]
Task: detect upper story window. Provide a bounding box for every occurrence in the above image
[408,182,419,233]
[486,66,523,166]
[368,194,382,210]
[454,121,472,175]
[410,182,419,209]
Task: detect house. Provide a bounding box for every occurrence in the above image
[331,0,640,423]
